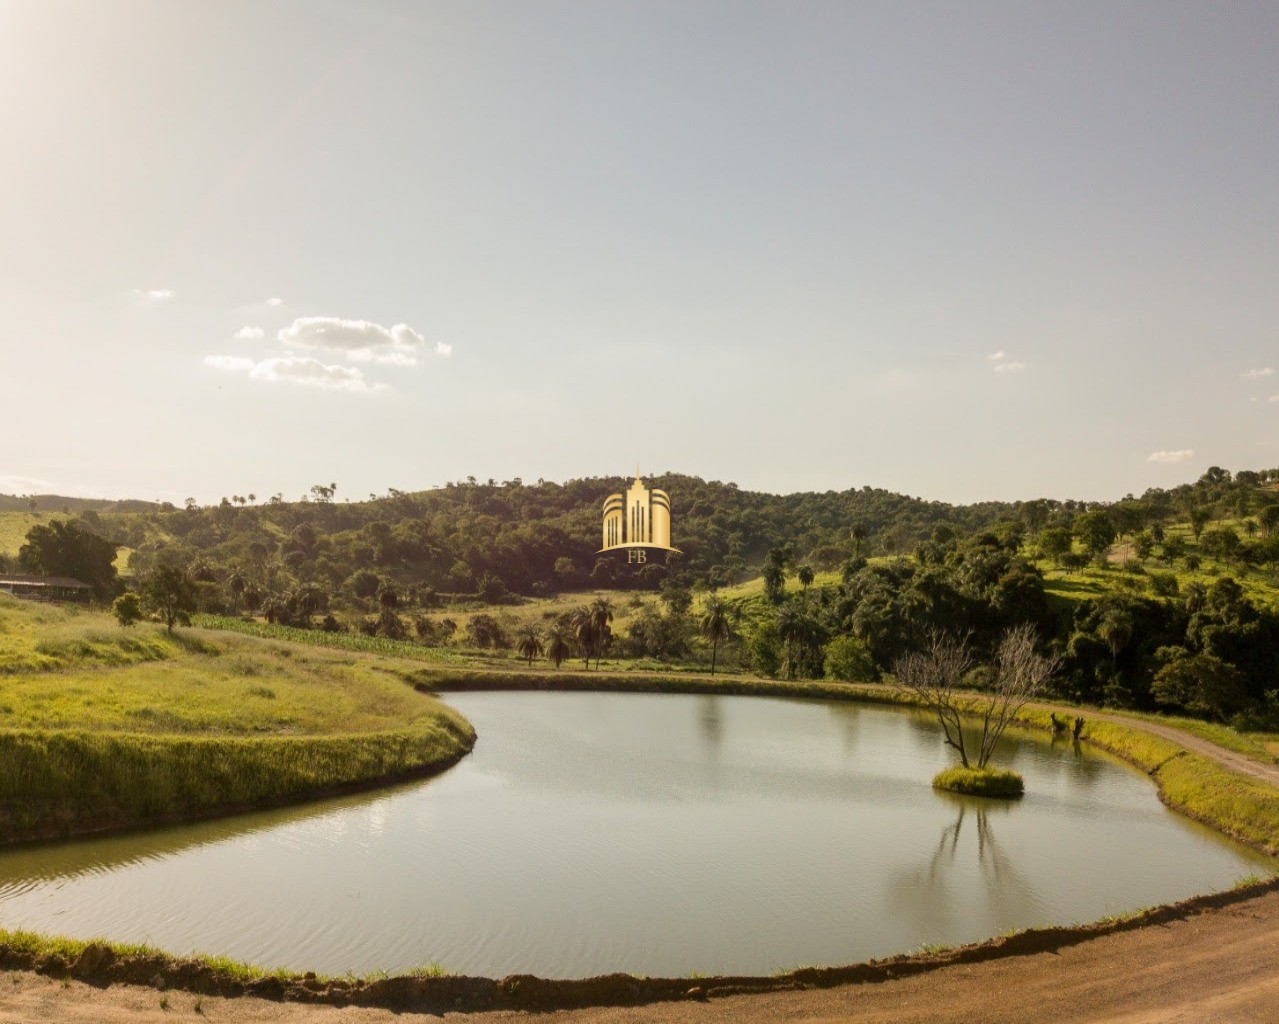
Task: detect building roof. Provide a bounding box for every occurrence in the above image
[0,574,92,589]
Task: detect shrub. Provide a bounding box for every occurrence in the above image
[112,592,143,628]
[377,608,407,640]
[745,618,783,678]
[476,573,510,604]
[823,635,878,682]
[465,613,509,649]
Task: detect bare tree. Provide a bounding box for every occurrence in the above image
[893,630,977,767]
[974,624,1060,769]
[894,625,1059,771]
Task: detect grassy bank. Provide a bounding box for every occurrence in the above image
[0,720,473,842]
[0,596,476,843]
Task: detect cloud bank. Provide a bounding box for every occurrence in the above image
[1243,367,1274,378]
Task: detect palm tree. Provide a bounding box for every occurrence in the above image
[698,596,733,675]
[570,606,599,669]
[262,594,288,625]
[242,582,263,617]
[544,621,574,669]
[291,583,326,627]
[797,564,815,590]
[1097,607,1133,669]
[224,567,248,615]
[186,557,217,584]
[588,597,614,669]
[850,523,868,560]
[776,603,814,680]
[516,625,544,667]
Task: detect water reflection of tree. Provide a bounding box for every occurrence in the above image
[697,695,723,749]
[825,702,863,752]
[1049,734,1104,789]
[890,796,1029,937]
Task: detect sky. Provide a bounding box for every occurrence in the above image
[1,1,1276,507]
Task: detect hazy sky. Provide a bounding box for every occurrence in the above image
[2,1,1276,506]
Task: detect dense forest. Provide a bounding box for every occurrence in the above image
[6,466,1279,727]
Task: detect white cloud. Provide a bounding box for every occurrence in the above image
[1243,367,1274,378]
[434,341,453,357]
[0,474,53,494]
[204,355,257,372]
[0,474,102,498]
[250,356,383,393]
[992,361,1027,374]
[986,351,1006,361]
[1269,394,1279,403]
[1146,449,1195,464]
[131,288,175,301]
[233,326,266,341]
[277,317,446,366]
[265,297,284,307]
[204,353,382,393]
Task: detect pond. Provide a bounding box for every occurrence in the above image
[1,692,1271,978]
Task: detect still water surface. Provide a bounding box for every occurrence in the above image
[2,693,1272,977]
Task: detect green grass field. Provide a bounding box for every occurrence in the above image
[0,510,142,569]
[0,595,475,841]
[0,512,63,559]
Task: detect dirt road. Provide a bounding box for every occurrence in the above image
[1073,706,1279,788]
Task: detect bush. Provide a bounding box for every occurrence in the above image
[377,608,407,640]
[932,765,1024,798]
[112,592,143,628]
[823,635,878,683]
[465,613,509,649]
[476,573,510,604]
[745,619,783,678]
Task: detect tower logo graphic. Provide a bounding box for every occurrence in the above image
[599,470,681,564]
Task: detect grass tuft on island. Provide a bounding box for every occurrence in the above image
[932,765,1024,798]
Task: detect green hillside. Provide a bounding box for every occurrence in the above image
[3,465,1278,726]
